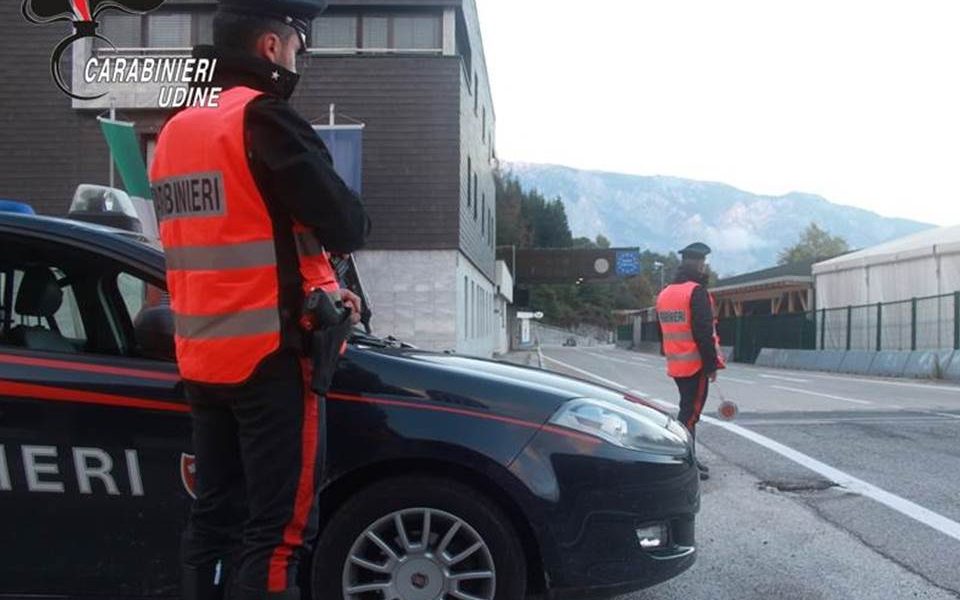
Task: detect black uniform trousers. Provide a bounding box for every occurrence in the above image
[675,370,710,439]
[182,350,323,600]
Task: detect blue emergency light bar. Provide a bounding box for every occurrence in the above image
[0,200,35,215]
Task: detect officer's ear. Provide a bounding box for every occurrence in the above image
[256,30,285,65]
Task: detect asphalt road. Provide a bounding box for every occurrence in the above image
[536,346,960,600]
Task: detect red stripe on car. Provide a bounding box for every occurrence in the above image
[327,391,600,445]
[0,379,188,413]
[0,352,180,382]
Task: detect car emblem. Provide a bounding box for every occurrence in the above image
[180,453,197,499]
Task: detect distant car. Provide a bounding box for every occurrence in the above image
[0,213,699,600]
[563,337,578,347]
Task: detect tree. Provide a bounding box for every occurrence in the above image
[778,223,849,265]
[595,234,611,249]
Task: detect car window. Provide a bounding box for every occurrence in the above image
[1,267,87,348]
[115,271,173,362]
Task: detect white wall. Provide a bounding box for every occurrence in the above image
[456,253,497,357]
[355,250,499,357]
[354,250,459,351]
[816,252,960,309]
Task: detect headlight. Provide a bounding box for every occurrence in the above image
[549,398,688,454]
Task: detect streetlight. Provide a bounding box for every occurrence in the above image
[653,261,665,292]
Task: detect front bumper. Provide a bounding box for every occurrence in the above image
[509,427,700,599]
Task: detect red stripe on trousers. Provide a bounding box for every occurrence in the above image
[267,359,320,592]
[686,374,707,430]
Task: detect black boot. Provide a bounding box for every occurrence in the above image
[182,562,228,600]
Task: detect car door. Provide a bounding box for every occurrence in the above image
[0,230,189,598]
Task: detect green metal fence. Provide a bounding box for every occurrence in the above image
[815,292,960,353]
[639,291,960,363]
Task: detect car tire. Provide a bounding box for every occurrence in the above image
[311,475,527,600]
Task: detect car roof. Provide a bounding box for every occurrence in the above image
[0,212,165,276]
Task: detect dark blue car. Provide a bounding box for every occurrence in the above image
[0,212,699,600]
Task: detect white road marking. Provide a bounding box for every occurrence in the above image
[932,412,960,420]
[541,354,630,389]
[772,385,873,406]
[720,376,756,385]
[790,372,960,394]
[702,415,960,544]
[759,374,810,383]
[587,351,652,367]
[541,354,960,545]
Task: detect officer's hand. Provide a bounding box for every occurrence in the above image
[336,289,363,324]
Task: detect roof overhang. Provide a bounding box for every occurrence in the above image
[712,275,813,295]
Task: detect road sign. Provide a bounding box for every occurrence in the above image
[616,251,641,276]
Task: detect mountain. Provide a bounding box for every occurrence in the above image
[504,163,933,277]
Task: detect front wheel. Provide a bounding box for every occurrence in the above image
[311,476,527,600]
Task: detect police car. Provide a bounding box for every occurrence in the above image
[0,209,699,600]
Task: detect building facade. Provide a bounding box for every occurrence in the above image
[0,0,501,356]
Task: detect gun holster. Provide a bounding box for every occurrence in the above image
[302,290,353,394]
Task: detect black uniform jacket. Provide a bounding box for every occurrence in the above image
[188,45,371,355]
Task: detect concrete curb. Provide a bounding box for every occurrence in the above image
[942,351,960,382]
[779,349,801,370]
[903,351,939,379]
[815,350,847,373]
[755,348,778,367]
[796,350,821,371]
[868,351,912,378]
[839,351,877,375]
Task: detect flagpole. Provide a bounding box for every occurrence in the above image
[109,96,116,189]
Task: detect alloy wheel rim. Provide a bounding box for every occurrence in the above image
[342,507,496,600]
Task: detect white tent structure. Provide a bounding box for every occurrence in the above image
[812,225,960,351]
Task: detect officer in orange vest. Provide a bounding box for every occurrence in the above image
[149,1,369,599]
[655,243,724,480]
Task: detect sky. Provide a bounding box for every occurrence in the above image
[476,0,960,225]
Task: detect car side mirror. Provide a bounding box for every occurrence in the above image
[134,304,176,362]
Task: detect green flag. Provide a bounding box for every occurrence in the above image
[98,117,152,199]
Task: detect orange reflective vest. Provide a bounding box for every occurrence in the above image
[150,86,339,385]
[656,281,723,378]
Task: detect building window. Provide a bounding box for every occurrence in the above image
[471,282,476,339]
[466,157,472,208]
[100,13,140,47]
[312,13,441,52]
[464,276,468,337]
[473,73,479,115]
[361,16,389,48]
[482,108,487,144]
[393,15,442,49]
[312,15,358,49]
[473,174,478,220]
[97,10,213,50]
[147,13,192,48]
[481,194,486,236]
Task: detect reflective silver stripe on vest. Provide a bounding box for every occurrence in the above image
[295,231,325,258]
[174,308,280,340]
[666,351,701,363]
[662,332,695,342]
[165,241,277,271]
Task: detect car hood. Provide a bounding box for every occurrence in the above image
[338,346,671,429]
